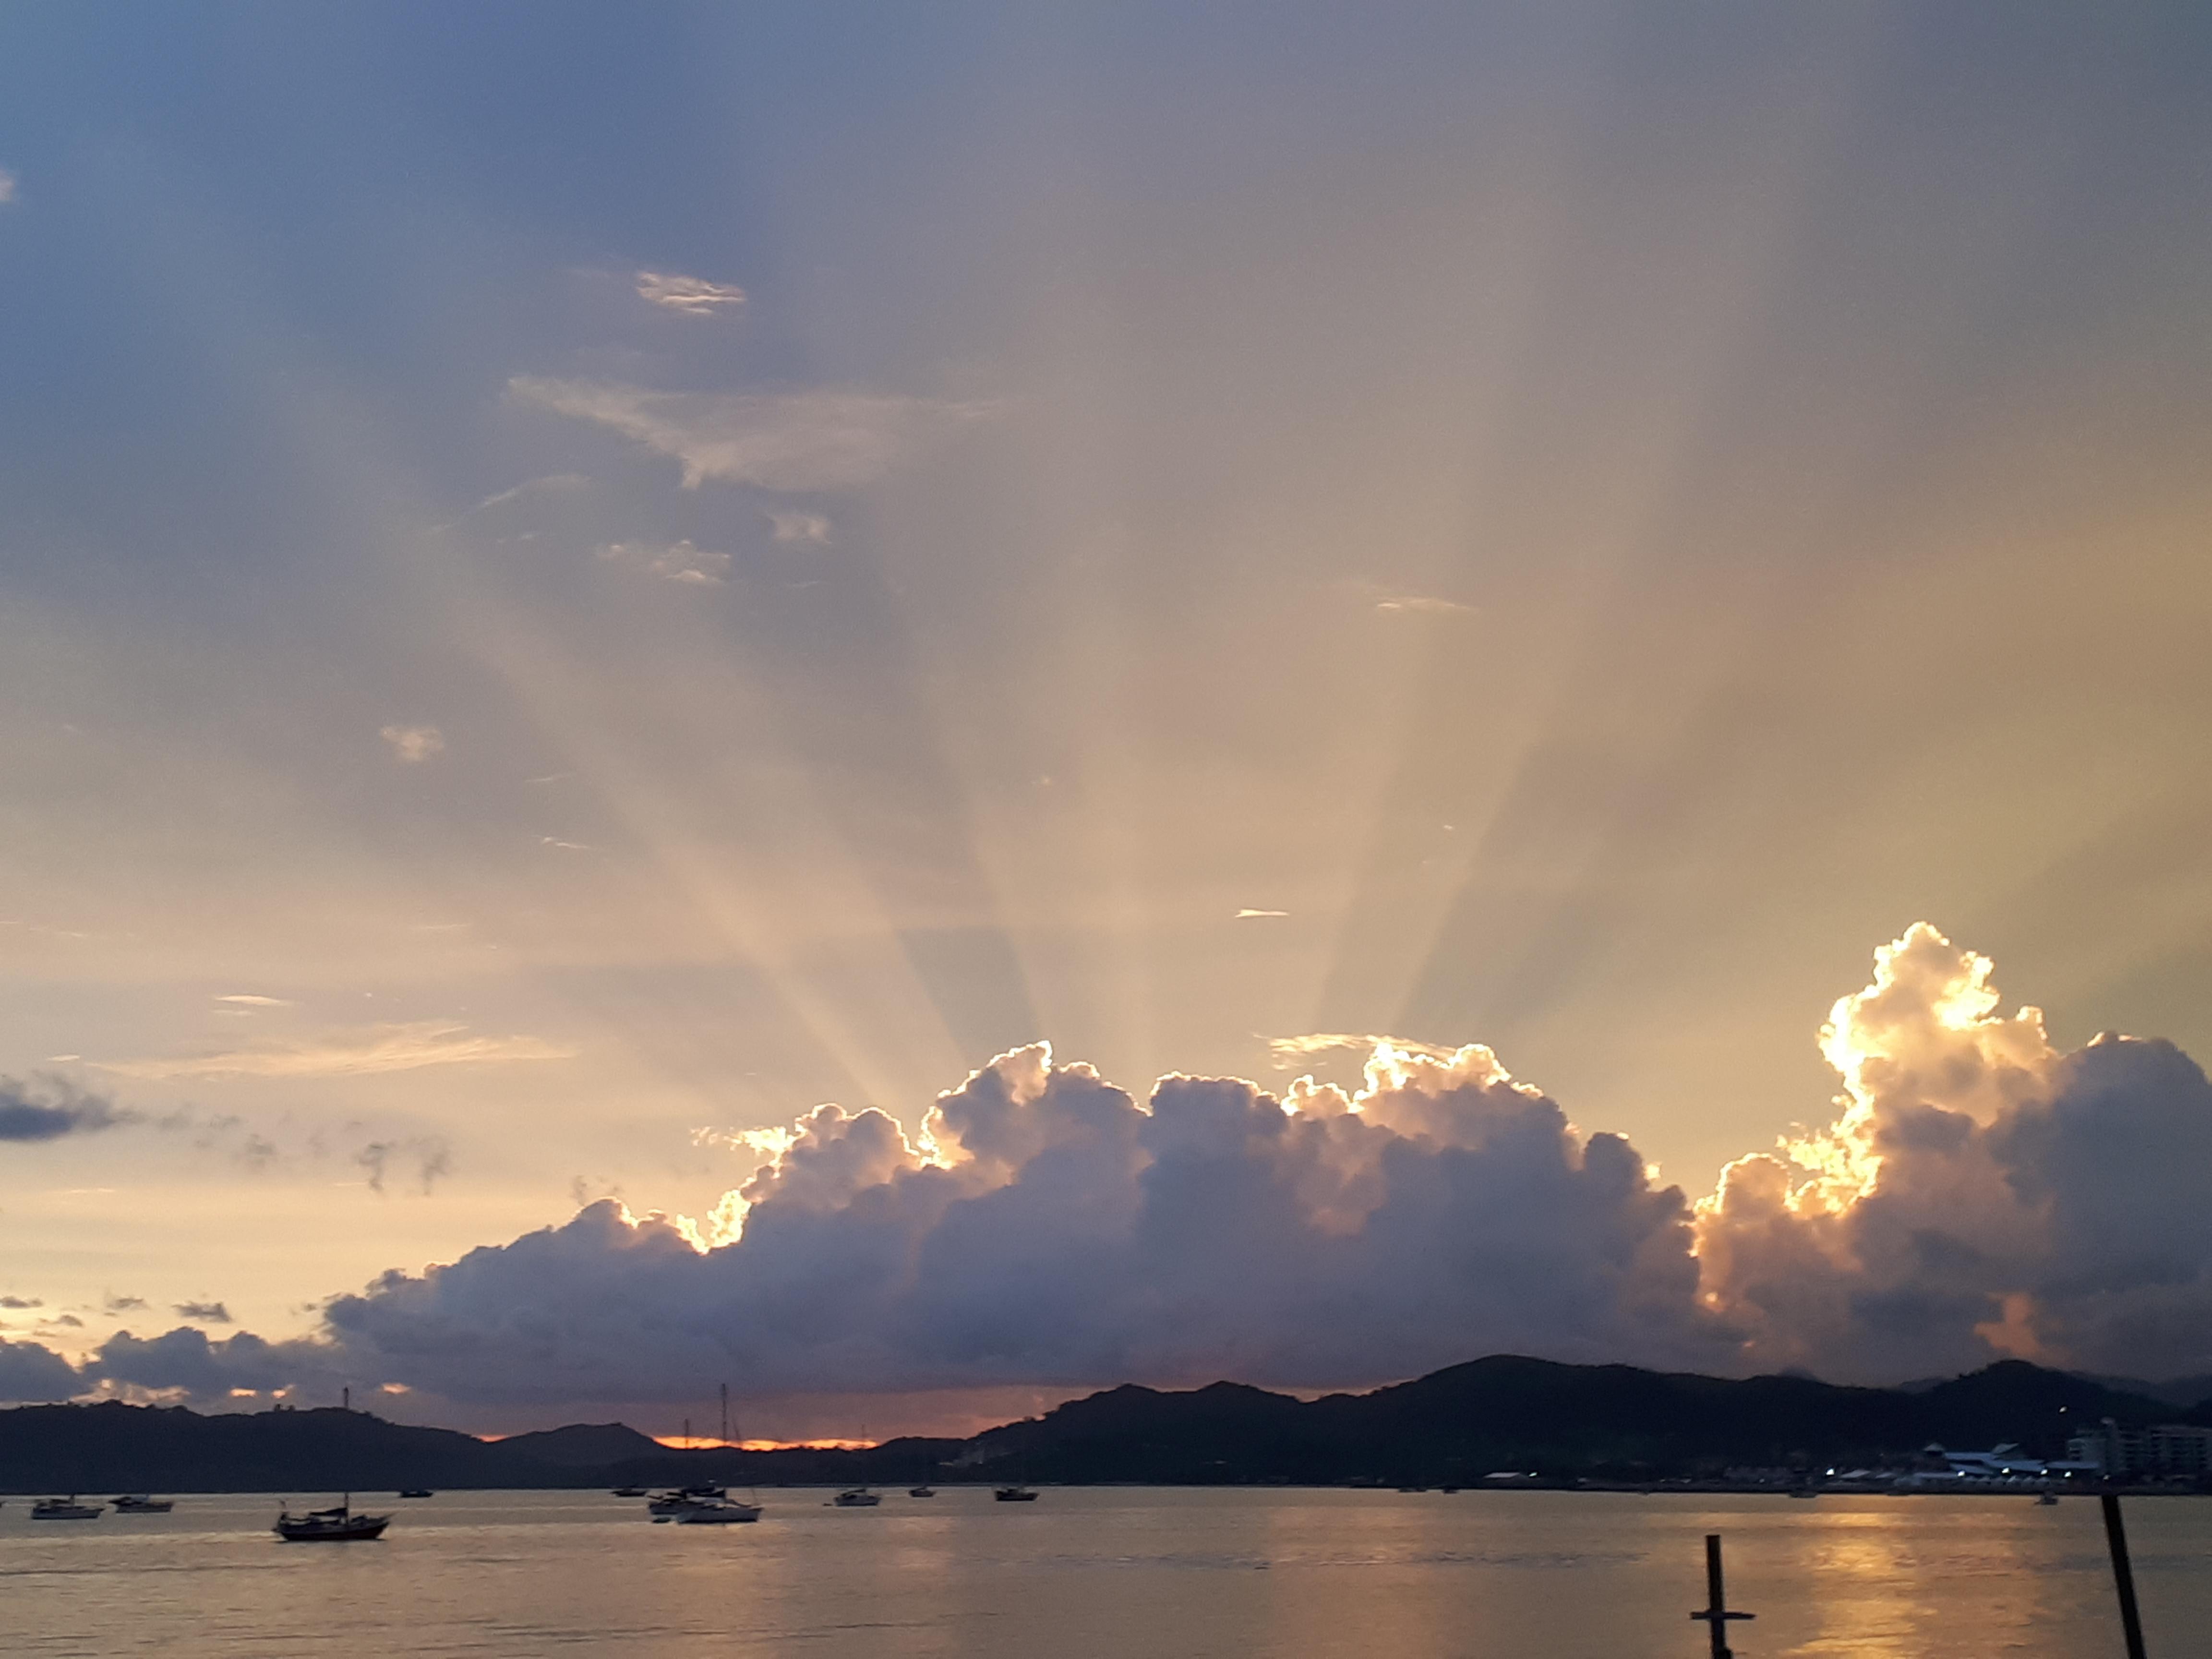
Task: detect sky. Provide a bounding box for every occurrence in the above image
[2,1,2211,1439]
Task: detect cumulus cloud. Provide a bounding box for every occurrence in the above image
[596,538,732,585]
[379,723,445,763]
[0,1338,79,1402]
[77,924,2212,1417]
[1265,1033,1459,1068]
[509,377,987,491]
[767,509,831,545]
[0,1076,127,1142]
[100,1020,573,1081]
[91,1326,336,1398]
[635,270,747,315]
[1695,923,2212,1382]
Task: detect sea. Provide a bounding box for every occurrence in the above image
[3,1487,2207,1658]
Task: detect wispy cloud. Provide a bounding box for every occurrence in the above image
[1263,1032,1460,1068]
[0,168,16,206]
[356,1136,451,1196]
[101,1021,575,1082]
[768,509,832,545]
[215,994,293,1009]
[0,1076,128,1142]
[1234,908,1290,919]
[380,724,445,764]
[635,270,747,315]
[509,377,988,491]
[1374,593,1477,616]
[596,539,732,585]
[104,1294,147,1313]
[174,1300,231,1323]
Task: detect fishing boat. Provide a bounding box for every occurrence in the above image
[993,1486,1039,1502]
[675,1497,763,1524]
[110,1494,174,1514]
[32,1497,103,1521]
[274,1498,390,1541]
[907,1485,937,1498]
[831,1487,881,1507]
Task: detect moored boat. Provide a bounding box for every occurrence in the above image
[32,1497,103,1521]
[274,1499,390,1541]
[993,1486,1038,1502]
[675,1497,763,1524]
[647,1486,727,1516]
[831,1487,881,1507]
[397,1489,434,1499]
[612,1486,648,1497]
[907,1485,936,1498]
[110,1494,175,1514]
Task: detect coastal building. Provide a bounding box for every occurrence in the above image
[2064,1418,2212,1476]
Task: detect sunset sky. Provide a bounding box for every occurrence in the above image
[3,3,2211,1437]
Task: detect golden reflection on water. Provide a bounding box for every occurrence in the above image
[1,1489,2206,1659]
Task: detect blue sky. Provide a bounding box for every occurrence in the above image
[3,2,2212,1430]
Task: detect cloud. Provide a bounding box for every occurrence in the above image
[0,1076,127,1142]
[105,1294,148,1313]
[100,1020,574,1081]
[0,1296,42,1310]
[1234,908,1289,919]
[509,377,988,491]
[216,994,293,1008]
[173,1301,232,1323]
[0,1339,79,1403]
[1265,1033,1460,1068]
[1694,924,2212,1382]
[76,924,2212,1418]
[635,270,747,315]
[91,1327,336,1398]
[0,168,15,206]
[380,724,445,764]
[767,509,832,545]
[596,539,732,585]
[1373,593,1477,615]
[356,1136,452,1196]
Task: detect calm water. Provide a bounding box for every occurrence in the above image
[3,1487,2207,1658]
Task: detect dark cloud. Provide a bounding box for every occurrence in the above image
[0,1075,126,1142]
[0,1295,42,1309]
[91,1327,334,1397]
[173,1301,232,1323]
[0,1338,80,1402]
[104,1294,148,1313]
[355,1136,452,1196]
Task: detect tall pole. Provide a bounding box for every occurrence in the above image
[2101,1493,2150,1659]
[1691,1533,1755,1659]
[721,1383,729,1449]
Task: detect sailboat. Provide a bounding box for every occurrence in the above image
[274,1496,390,1541]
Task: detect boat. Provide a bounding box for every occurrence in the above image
[110,1495,174,1514]
[612,1486,648,1498]
[675,1497,763,1525]
[2037,1489,2059,1505]
[647,1486,728,1516]
[907,1486,937,1498]
[397,1489,434,1499]
[32,1497,103,1521]
[273,1499,390,1541]
[831,1487,881,1507]
[993,1486,1039,1502]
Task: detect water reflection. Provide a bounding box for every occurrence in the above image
[0,1489,2203,1659]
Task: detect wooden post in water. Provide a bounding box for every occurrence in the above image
[2100,1493,2149,1659]
[1690,1533,1755,1659]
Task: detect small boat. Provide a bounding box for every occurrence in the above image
[397,1489,433,1499]
[907,1486,937,1498]
[612,1486,648,1498]
[831,1487,881,1507]
[32,1497,103,1521]
[993,1486,1039,1502]
[675,1497,763,1525]
[110,1494,175,1514]
[647,1486,727,1516]
[274,1499,390,1542]
[2037,1489,2059,1505]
